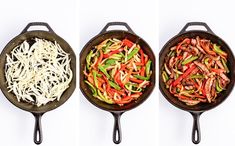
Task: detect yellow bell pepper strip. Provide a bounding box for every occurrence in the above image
[102,41,113,53]
[145,60,152,76]
[213,44,228,58]
[221,58,229,73]
[204,58,209,65]
[127,47,139,60]
[182,56,198,65]
[97,89,114,104]
[161,71,169,82]
[85,80,97,96]
[190,74,204,79]
[86,50,93,70]
[216,80,223,93]
[92,70,98,88]
[125,83,142,93]
[98,65,110,79]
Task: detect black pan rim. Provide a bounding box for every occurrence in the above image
[80,29,156,112]
[159,30,235,112]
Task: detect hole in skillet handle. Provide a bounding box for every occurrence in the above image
[32,113,44,145]
[99,22,135,35]
[190,112,203,144]
[111,112,124,144]
[20,22,54,34]
[179,22,214,35]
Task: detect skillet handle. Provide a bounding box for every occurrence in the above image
[32,113,44,145]
[100,22,135,34]
[190,112,202,144]
[179,22,214,34]
[111,112,124,144]
[21,22,54,34]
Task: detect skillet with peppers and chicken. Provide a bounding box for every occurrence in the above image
[83,38,152,105]
[162,36,230,106]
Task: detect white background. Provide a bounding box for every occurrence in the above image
[159,0,235,146]
[0,0,79,146]
[2,0,234,146]
[79,0,158,146]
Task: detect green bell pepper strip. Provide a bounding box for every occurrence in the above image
[102,41,113,53]
[133,75,150,81]
[105,59,117,65]
[221,58,229,73]
[84,80,97,96]
[145,60,152,76]
[216,80,223,93]
[109,81,121,90]
[92,70,98,88]
[190,74,204,79]
[98,65,110,79]
[127,47,140,60]
[182,56,198,65]
[125,84,142,93]
[97,89,114,104]
[86,50,93,70]
[110,54,123,60]
[213,44,227,57]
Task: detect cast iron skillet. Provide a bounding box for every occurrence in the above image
[80,22,155,144]
[0,22,76,144]
[159,22,235,144]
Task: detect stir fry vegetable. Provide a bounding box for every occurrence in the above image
[84,38,152,105]
[162,36,230,106]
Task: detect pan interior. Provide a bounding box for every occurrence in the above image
[0,31,76,113]
[159,31,235,112]
[80,30,155,112]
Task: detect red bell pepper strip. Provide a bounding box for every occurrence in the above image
[211,68,226,74]
[145,55,149,64]
[109,88,126,96]
[123,68,133,85]
[114,72,123,88]
[135,62,144,66]
[202,79,207,97]
[114,93,141,104]
[103,47,124,58]
[139,49,145,64]
[140,66,145,76]
[122,39,134,48]
[171,64,196,86]
[176,38,190,54]
[129,77,144,83]
[114,65,126,88]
